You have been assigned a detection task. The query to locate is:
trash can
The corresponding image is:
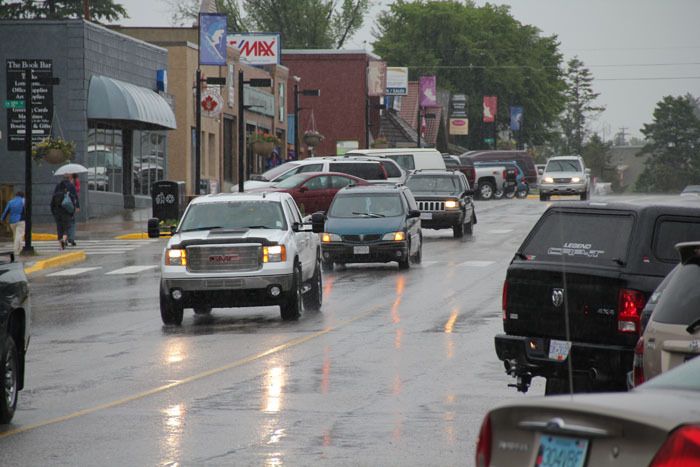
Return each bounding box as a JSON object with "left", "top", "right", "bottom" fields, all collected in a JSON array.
[{"left": 148, "top": 181, "right": 186, "bottom": 238}]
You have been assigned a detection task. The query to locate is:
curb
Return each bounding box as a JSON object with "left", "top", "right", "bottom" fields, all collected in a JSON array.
[
  {"left": 24, "top": 251, "right": 86, "bottom": 275},
  {"left": 32, "top": 233, "right": 58, "bottom": 241},
  {"left": 115, "top": 232, "right": 149, "bottom": 240}
]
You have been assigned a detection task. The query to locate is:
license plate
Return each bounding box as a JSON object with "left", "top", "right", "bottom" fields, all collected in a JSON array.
[
  {"left": 353, "top": 246, "right": 370, "bottom": 255},
  {"left": 548, "top": 340, "right": 572, "bottom": 361},
  {"left": 420, "top": 212, "right": 433, "bottom": 220},
  {"left": 535, "top": 435, "right": 588, "bottom": 467}
]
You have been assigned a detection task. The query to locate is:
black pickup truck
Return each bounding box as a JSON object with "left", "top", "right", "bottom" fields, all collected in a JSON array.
[
  {"left": 495, "top": 201, "right": 700, "bottom": 394},
  {"left": 0, "top": 251, "right": 30, "bottom": 423}
]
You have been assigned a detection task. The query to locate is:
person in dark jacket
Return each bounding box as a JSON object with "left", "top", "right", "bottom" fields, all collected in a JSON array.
[{"left": 50, "top": 175, "right": 79, "bottom": 250}]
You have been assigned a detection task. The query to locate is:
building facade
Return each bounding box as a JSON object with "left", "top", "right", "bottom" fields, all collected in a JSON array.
[{"left": 0, "top": 20, "right": 176, "bottom": 223}]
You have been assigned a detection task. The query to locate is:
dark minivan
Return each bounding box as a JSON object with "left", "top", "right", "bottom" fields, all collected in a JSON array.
[{"left": 495, "top": 201, "right": 700, "bottom": 394}]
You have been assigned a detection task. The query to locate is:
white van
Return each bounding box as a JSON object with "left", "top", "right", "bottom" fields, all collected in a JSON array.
[{"left": 345, "top": 148, "right": 446, "bottom": 172}]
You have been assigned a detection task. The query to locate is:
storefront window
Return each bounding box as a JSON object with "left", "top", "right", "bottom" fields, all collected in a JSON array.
[
  {"left": 87, "top": 126, "right": 123, "bottom": 193},
  {"left": 132, "top": 130, "right": 166, "bottom": 196}
]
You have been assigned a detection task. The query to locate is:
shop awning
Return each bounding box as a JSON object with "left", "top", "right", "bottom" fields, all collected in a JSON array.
[{"left": 87, "top": 75, "right": 176, "bottom": 130}]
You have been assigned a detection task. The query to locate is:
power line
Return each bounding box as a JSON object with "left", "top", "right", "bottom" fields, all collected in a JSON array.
[
  {"left": 402, "top": 62, "right": 700, "bottom": 70},
  {"left": 597, "top": 76, "right": 700, "bottom": 81}
]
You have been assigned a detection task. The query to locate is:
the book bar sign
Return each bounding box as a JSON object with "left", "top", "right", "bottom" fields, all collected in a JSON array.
[{"left": 6, "top": 59, "right": 54, "bottom": 151}]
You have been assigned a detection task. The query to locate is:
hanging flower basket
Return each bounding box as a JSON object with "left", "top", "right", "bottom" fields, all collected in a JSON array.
[
  {"left": 32, "top": 137, "right": 75, "bottom": 165},
  {"left": 249, "top": 131, "right": 280, "bottom": 157},
  {"left": 303, "top": 130, "right": 324, "bottom": 147},
  {"left": 252, "top": 141, "right": 275, "bottom": 156}
]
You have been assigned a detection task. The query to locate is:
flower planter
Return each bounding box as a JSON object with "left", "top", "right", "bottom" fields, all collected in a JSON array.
[
  {"left": 252, "top": 141, "right": 274, "bottom": 156},
  {"left": 303, "top": 134, "right": 322, "bottom": 147},
  {"left": 43, "top": 148, "right": 70, "bottom": 164}
]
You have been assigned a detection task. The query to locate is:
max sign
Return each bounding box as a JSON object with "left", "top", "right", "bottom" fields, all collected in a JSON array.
[{"left": 227, "top": 33, "right": 281, "bottom": 65}]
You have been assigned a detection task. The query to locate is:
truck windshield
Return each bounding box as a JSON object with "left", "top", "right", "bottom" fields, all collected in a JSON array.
[
  {"left": 406, "top": 175, "right": 461, "bottom": 194},
  {"left": 180, "top": 201, "right": 287, "bottom": 231},
  {"left": 329, "top": 194, "right": 404, "bottom": 218},
  {"left": 546, "top": 160, "right": 582, "bottom": 172}
]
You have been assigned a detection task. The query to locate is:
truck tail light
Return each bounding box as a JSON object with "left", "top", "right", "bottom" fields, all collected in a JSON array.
[
  {"left": 475, "top": 414, "right": 492, "bottom": 467},
  {"left": 502, "top": 280, "right": 509, "bottom": 319},
  {"left": 617, "top": 288, "right": 646, "bottom": 334},
  {"left": 632, "top": 336, "right": 645, "bottom": 387},
  {"left": 649, "top": 425, "right": 700, "bottom": 467}
]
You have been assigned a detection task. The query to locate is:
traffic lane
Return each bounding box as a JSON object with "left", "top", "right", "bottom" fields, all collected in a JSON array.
[{"left": 0, "top": 200, "right": 548, "bottom": 464}]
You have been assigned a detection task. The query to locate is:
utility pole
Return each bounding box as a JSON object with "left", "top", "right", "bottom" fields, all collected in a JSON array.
[
  {"left": 195, "top": 69, "right": 202, "bottom": 195},
  {"left": 237, "top": 74, "right": 273, "bottom": 192},
  {"left": 292, "top": 80, "right": 320, "bottom": 160},
  {"left": 83, "top": 0, "right": 90, "bottom": 20},
  {"left": 417, "top": 107, "right": 421, "bottom": 148}
]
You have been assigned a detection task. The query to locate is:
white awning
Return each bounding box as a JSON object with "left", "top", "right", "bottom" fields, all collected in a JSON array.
[{"left": 87, "top": 75, "right": 176, "bottom": 130}]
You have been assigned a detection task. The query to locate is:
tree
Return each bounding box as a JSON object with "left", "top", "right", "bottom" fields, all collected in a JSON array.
[
  {"left": 0, "top": 0, "right": 128, "bottom": 22},
  {"left": 581, "top": 133, "right": 611, "bottom": 180},
  {"left": 559, "top": 57, "right": 605, "bottom": 155},
  {"left": 164, "top": 0, "right": 369, "bottom": 48},
  {"left": 635, "top": 95, "right": 700, "bottom": 192},
  {"left": 372, "top": 0, "right": 567, "bottom": 149}
]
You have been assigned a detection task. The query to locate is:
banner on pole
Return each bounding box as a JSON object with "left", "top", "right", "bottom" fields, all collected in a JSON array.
[
  {"left": 483, "top": 96, "right": 497, "bottom": 123},
  {"left": 419, "top": 76, "right": 437, "bottom": 107},
  {"left": 510, "top": 106, "right": 524, "bottom": 131},
  {"left": 199, "top": 14, "right": 228, "bottom": 66}
]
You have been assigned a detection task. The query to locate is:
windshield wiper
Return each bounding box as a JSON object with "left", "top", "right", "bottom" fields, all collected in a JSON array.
[
  {"left": 246, "top": 225, "right": 271, "bottom": 229},
  {"left": 687, "top": 317, "right": 700, "bottom": 335},
  {"left": 612, "top": 257, "right": 626, "bottom": 266},
  {"left": 352, "top": 211, "right": 385, "bottom": 218},
  {"left": 181, "top": 226, "right": 222, "bottom": 232}
]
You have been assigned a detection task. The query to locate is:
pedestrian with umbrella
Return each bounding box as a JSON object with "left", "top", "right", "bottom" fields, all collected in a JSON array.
[{"left": 51, "top": 164, "right": 87, "bottom": 249}]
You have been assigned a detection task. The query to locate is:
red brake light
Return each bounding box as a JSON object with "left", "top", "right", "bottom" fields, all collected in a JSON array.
[
  {"left": 617, "top": 288, "right": 646, "bottom": 334},
  {"left": 502, "top": 169, "right": 507, "bottom": 179},
  {"left": 632, "top": 336, "right": 645, "bottom": 387},
  {"left": 502, "top": 280, "right": 509, "bottom": 319},
  {"left": 476, "top": 414, "right": 492, "bottom": 467},
  {"left": 650, "top": 425, "right": 700, "bottom": 467}
]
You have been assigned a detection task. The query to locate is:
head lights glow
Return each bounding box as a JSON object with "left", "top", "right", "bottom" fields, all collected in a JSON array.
[
  {"left": 321, "top": 233, "right": 341, "bottom": 243},
  {"left": 165, "top": 249, "right": 187, "bottom": 266},
  {"left": 444, "top": 200, "right": 459, "bottom": 209},
  {"left": 382, "top": 231, "right": 406, "bottom": 241},
  {"left": 543, "top": 177, "right": 554, "bottom": 184},
  {"left": 263, "top": 245, "right": 287, "bottom": 263},
  {"left": 571, "top": 177, "right": 581, "bottom": 183}
]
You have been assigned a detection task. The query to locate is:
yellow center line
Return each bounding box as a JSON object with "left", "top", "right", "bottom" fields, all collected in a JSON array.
[
  {"left": 0, "top": 305, "right": 382, "bottom": 439},
  {"left": 444, "top": 309, "right": 459, "bottom": 333}
]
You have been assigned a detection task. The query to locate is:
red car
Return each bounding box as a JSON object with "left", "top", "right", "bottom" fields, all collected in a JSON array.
[{"left": 252, "top": 172, "right": 368, "bottom": 215}]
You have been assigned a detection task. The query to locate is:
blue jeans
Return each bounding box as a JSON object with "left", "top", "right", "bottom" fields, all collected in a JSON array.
[{"left": 68, "top": 217, "right": 76, "bottom": 242}]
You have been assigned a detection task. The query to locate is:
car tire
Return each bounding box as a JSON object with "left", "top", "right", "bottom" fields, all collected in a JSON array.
[
  {"left": 516, "top": 185, "right": 530, "bottom": 199},
  {"left": 398, "top": 242, "right": 411, "bottom": 270},
  {"left": 464, "top": 216, "right": 474, "bottom": 235},
  {"left": 453, "top": 222, "right": 464, "bottom": 238},
  {"left": 0, "top": 336, "right": 18, "bottom": 424},
  {"left": 580, "top": 191, "right": 588, "bottom": 201},
  {"left": 412, "top": 237, "right": 422, "bottom": 264},
  {"left": 321, "top": 259, "right": 334, "bottom": 272},
  {"left": 494, "top": 189, "right": 504, "bottom": 200},
  {"left": 280, "top": 264, "right": 303, "bottom": 320},
  {"left": 505, "top": 189, "right": 516, "bottom": 199},
  {"left": 539, "top": 193, "right": 549, "bottom": 202},
  {"left": 193, "top": 305, "right": 212, "bottom": 315},
  {"left": 478, "top": 181, "right": 496, "bottom": 200},
  {"left": 304, "top": 257, "right": 323, "bottom": 311},
  {"left": 160, "top": 288, "right": 184, "bottom": 325}
]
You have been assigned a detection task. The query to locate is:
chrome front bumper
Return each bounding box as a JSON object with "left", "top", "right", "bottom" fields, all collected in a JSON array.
[{"left": 163, "top": 273, "right": 294, "bottom": 292}]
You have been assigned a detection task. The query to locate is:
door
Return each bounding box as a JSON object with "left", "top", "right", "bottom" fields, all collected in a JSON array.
[
  {"left": 286, "top": 198, "right": 314, "bottom": 277},
  {"left": 296, "top": 175, "right": 330, "bottom": 215}
]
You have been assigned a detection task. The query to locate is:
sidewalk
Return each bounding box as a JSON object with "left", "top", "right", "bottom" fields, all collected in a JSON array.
[{"left": 1, "top": 208, "right": 153, "bottom": 272}]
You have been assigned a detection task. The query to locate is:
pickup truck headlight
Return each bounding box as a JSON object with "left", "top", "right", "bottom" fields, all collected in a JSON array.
[
  {"left": 382, "top": 231, "right": 406, "bottom": 241},
  {"left": 543, "top": 177, "right": 554, "bottom": 184},
  {"left": 321, "top": 233, "right": 342, "bottom": 243},
  {"left": 263, "top": 245, "right": 287, "bottom": 263},
  {"left": 571, "top": 176, "right": 581, "bottom": 183},
  {"left": 165, "top": 248, "right": 187, "bottom": 266},
  {"left": 444, "top": 200, "right": 459, "bottom": 209}
]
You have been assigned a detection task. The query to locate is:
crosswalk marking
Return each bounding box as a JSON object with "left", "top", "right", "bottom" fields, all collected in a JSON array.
[
  {"left": 459, "top": 260, "right": 495, "bottom": 268},
  {"left": 47, "top": 267, "right": 102, "bottom": 277},
  {"left": 105, "top": 265, "right": 158, "bottom": 275},
  {"left": 3, "top": 239, "right": 160, "bottom": 257}
]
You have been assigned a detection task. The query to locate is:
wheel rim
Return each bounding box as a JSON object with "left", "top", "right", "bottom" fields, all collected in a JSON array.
[
  {"left": 480, "top": 184, "right": 492, "bottom": 198},
  {"left": 4, "top": 348, "right": 16, "bottom": 410}
]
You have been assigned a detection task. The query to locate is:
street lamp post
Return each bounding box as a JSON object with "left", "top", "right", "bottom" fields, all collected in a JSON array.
[
  {"left": 237, "top": 74, "right": 272, "bottom": 193},
  {"left": 194, "top": 73, "right": 226, "bottom": 195},
  {"left": 292, "top": 79, "right": 320, "bottom": 161}
]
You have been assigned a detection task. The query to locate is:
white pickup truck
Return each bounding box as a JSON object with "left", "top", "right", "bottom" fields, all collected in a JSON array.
[{"left": 159, "top": 192, "right": 323, "bottom": 324}]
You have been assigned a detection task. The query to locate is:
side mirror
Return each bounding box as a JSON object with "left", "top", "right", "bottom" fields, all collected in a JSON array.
[
  {"left": 298, "top": 186, "right": 308, "bottom": 193},
  {"left": 538, "top": 168, "right": 544, "bottom": 175},
  {"left": 408, "top": 209, "right": 421, "bottom": 219},
  {"left": 311, "top": 211, "right": 326, "bottom": 233},
  {"left": 463, "top": 189, "right": 474, "bottom": 197}
]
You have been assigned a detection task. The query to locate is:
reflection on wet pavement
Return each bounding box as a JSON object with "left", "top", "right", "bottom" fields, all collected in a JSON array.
[
  {"left": 321, "top": 346, "right": 331, "bottom": 395},
  {"left": 161, "top": 403, "right": 185, "bottom": 465},
  {"left": 163, "top": 339, "right": 187, "bottom": 364},
  {"left": 262, "top": 364, "right": 286, "bottom": 413}
]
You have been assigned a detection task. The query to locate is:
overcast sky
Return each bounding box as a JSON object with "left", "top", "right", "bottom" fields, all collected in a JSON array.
[{"left": 116, "top": 0, "right": 700, "bottom": 140}]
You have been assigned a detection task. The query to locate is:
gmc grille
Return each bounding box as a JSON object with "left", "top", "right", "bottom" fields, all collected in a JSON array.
[
  {"left": 418, "top": 201, "right": 445, "bottom": 211},
  {"left": 186, "top": 244, "right": 262, "bottom": 272}
]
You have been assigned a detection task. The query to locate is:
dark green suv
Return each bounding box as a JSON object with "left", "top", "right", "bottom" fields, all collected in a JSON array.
[{"left": 313, "top": 185, "right": 423, "bottom": 271}]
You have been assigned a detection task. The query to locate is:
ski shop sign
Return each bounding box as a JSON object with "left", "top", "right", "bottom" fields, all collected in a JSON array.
[{"left": 227, "top": 33, "right": 281, "bottom": 65}]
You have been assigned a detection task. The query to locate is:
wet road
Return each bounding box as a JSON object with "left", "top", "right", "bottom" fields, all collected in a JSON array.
[{"left": 0, "top": 198, "right": 554, "bottom": 466}]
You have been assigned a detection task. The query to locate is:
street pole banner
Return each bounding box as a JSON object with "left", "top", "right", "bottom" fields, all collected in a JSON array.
[
  {"left": 385, "top": 67, "right": 408, "bottom": 96},
  {"left": 367, "top": 61, "right": 387, "bottom": 97},
  {"left": 199, "top": 13, "right": 228, "bottom": 66},
  {"left": 419, "top": 76, "right": 437, "bottom": 107},
  {"left": 227, "top": 33, "right": 281, "bottom": 65},
  {"left": 483, "top": 96, "right": 497, "bottom": 123},
  {"left": 510, "top": 106, "right": 524, "bottom": 131}
]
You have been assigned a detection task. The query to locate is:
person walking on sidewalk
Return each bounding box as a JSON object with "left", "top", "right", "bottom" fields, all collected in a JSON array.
[
  {"left": 67, "top": 173, "right": 80, "bottom": 246},
  {"left": 1, "top": 191, "right": 25, "bottom": 256},
  {"left": 50, "top": 175, "right": 79, "bottom": 250}
]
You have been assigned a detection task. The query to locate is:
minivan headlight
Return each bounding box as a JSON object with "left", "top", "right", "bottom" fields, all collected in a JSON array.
[
  {"left": 382, "top": 231, "right": 406, "bottom": 241},
  {"left": 321, "top": 233, "right": 342, "bottom": 243},
  {"left": 543, "top": 177, "right": 554, "bottom": 184},
  {"left": 165, "top": 248, "right": 187, "bottom": 266},
  {"left": 571, "top": 177, "right": 581, "bottom": 183}
]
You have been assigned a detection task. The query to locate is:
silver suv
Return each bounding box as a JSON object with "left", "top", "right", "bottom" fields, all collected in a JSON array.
[{"left": 539, "top": 155, "right": 590, "bottom": 201}]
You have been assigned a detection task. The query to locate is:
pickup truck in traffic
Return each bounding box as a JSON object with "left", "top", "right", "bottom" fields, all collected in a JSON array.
[
  {"left": 159, "top": 192, "right": 324, "bottom": 324},
  {"left": 471, "top": 162, "right": 517, "bottom": 200},
  {"left": 0, "top": 251, "right": 30, "bottom": 424}
]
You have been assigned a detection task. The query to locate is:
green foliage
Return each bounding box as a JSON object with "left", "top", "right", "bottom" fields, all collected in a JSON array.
[
  {"left": 635, "top": 95, "right": 700, "bottom": 193},
  {"left": 559, "top": 57, "right": 605, "bottom": 155},
  {"left": 373, "top": 0, "right": 566, "bottom": 149},
  {"left": 32, "top": 137, "right": 75, "bottom": 162},
  {"left": 166, "top": 0, "right": 247, "bottom": 31},
  {"left": 581, "top": 133, "right": 611, "bottom": 180},
  {"left": 0, "top": 0, "right": 128, "bottom": 22}
]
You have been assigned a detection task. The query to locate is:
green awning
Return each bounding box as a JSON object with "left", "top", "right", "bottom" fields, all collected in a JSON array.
[{"left": 87, "top": 75, "right": 176, "bottom": 130}]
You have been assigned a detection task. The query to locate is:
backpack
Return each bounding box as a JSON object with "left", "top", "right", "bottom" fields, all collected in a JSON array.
[{"left": 61, "top": 191, "right": 75, "bottom": 214}]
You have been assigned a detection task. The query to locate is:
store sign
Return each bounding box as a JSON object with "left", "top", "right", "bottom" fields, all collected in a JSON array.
[
  {"left": 244, "top": 87, "right": 275, "bottom": 117},
  {"left": 367, "top": 61, "right": 387, "bottom": 97},
  {"left": 6, "top": 59, "right": 54, "bottom": 151},
  {"left": 227, "top": 33, "right": 281, "bottom": 65},
  {"left": 385, "top": 67, "right": 408, "bottom": 96},
  {"left": 449, "top": 118, "right": 469, "bottom": 135},
  {"left": 201, "top": 88, "right": 224, "bottom": 118}
]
